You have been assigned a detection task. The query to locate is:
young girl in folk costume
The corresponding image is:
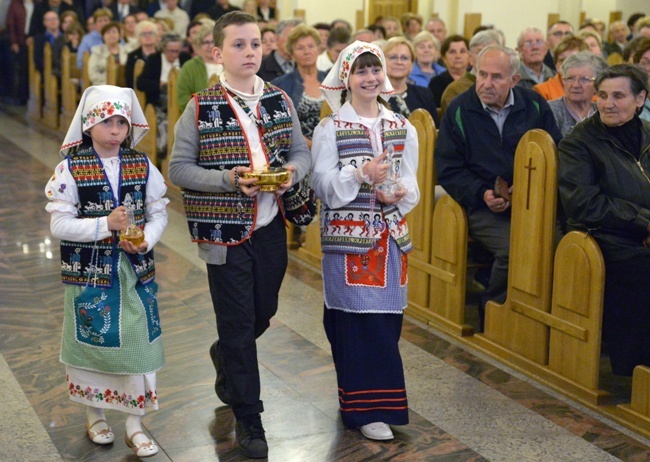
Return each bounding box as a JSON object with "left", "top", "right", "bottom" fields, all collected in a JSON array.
[
  {"left": 311, "top": 41, "right": 420, "bottom": 441},
  {"left": 45, "top": 85, "right": 168, "bottom": 457}
]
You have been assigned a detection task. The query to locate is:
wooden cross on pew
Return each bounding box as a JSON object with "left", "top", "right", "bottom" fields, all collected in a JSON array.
[{"left": 524, "top": 157, "right": 536, "bottom": 210}]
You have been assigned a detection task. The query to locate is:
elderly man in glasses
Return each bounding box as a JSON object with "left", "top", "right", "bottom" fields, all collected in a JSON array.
[
  {"left": 516, "top": 26, "right": 555, "bottom": 89},
  {"left": 544, "top": 20, "right": 574, "bottom": 72}
]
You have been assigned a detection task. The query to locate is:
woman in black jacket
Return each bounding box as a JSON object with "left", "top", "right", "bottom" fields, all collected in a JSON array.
[{"left": 558, "top": 64, "right": 650, "bottom": 376}]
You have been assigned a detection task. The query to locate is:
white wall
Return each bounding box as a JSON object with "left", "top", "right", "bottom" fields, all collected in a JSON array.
[{"left": 283, "top": 0, "right": 646, "bottom": 45}]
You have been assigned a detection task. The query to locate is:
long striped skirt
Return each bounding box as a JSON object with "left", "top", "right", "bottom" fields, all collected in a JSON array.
[{"left": 323, "top": 307, "right": 409, "bottom": 428}]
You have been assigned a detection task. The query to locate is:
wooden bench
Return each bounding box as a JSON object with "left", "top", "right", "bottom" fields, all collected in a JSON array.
[
  {"left": 106, "top": 57, "right": 126, "bottom": 87},
  {"left": 27, "top": 41, "right": 42, "bottom": 122},
  {"left": 59, "top": 48, "right": 80, "bottom": 134},
  {"left": 42, "top": 43, "right": 59, "bottom": 130},
  {"left": 475, "top": 129, "right": 559, "bottom": 364},
  {"left": 403, "top": 109, "right": 440, "bottom": 326}
]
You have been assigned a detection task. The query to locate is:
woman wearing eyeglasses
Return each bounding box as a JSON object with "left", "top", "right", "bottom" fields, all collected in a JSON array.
[
  {"left": 382, "top": 37, "right": 440, "bottom": 127},
  {"left": 547, "top": 51, "right": 607, "bottom": 136},
  {"left": 533, "top": 36, "right": 588, "bottom": 101}
]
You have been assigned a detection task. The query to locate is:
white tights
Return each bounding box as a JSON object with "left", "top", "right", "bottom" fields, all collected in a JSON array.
[{"left": 86, "top": 406, "right": 151, "bottom": 445}]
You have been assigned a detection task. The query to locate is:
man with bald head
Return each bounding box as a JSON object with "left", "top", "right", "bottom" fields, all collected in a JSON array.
[{"left": 435, "top": 45, "right": 561, "bottom": 329}]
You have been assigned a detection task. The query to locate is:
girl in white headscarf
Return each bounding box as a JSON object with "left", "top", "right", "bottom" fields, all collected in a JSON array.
[
  {"left": 311, "top": 41, "right": 420, "bottom": 441},
  {"left": 45, "top": 85, "right": 168, "bottom": 458}
]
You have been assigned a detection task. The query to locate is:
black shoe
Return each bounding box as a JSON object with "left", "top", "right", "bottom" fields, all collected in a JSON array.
[
  {"left": 235, "top": 414, "right": 268, "bottom": 459},
  {"left": 209, "top": 340, "right": 231, "bottom": 405}
]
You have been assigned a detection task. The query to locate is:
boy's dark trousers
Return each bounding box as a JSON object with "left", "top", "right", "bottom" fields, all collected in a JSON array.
[{"left": 206, "top": 212, "right": 288, "bottom": 419}]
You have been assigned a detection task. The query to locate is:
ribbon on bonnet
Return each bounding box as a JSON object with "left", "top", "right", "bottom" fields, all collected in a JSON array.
[
  {"left": 60, "top": 85, "right": 149, "bottom": 158},
  {"left": 320, "top": 40, "right": 394, "bottom": 113}
]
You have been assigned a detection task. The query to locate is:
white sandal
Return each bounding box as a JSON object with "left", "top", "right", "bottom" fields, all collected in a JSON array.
[
  {"left": 125, "top": 430, "right": 159, "bottom": 457},
  {"left": 86, "top": 419, "right": 114, "bottom": 445}
]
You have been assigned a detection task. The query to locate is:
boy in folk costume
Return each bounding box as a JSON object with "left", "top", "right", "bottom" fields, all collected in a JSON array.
[
  {"left": 169, "top": 11, "right": 311, "bottom": 459},
  {"left": 45, "top": 85, "right": 168, "bottom": 457},
  {"left": 311, "top": 41, "right": 420, "bottom": 441}
]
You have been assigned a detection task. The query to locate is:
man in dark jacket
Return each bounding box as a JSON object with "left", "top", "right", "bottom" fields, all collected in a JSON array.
[
  {"left": 435, "top": 44, "right": 561, "bottom": 325},
  {"left": 257, "top": 18, "right": 301, "bottom": 82}
]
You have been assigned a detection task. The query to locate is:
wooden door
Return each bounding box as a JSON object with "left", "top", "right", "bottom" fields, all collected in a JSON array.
[{"left": 368, "top": 0, "right": 415, "bottom": 24}]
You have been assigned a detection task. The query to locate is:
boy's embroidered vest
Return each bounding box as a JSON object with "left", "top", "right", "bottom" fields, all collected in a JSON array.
[
  {"left": 320, "top": 114, "right": 413, "bottom": 255},
  {"left": 60, "top": 148, "right": 155, "bottom": 288},
  {"left": 181, "top": 82, "right": 293, "bottom": 245}
]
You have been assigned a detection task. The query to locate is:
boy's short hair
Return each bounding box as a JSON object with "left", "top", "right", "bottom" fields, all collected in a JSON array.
[{"left": 213, "top": 11, "right": 258, "bottom": 48}]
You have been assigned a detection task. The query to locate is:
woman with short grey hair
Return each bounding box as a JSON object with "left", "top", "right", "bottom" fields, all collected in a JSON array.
[{"left": 548, "top": 51, "right": 608, "bottom": 136}]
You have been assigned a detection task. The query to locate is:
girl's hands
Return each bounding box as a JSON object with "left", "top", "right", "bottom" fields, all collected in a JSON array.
[
  {"left": 119, "top": 239, "right": 149, "bottom": 254},
  {"left": 107, "top": 205, "right": 128, "bottom": 231},
  {"left": 363, "top": 151, "right": 390, "bottom": 185},
  {"left": 376, "top": 185, "right": 407, "bottom": 205}
]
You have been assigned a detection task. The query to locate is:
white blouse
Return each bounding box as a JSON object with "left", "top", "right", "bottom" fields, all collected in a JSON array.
[
  {"left": 311, "top": 102, "right": 420, "bottom": 216},
  {"left": 45, "top": 154, "right": 169, "bottom": 252}
]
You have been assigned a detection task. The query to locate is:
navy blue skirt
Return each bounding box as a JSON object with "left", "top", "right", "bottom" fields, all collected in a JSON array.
[{"left": 323, "top": 306, "right": 409, "bottom": 428}]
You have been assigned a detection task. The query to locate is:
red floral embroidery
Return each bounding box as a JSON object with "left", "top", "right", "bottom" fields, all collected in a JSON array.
[{"left": 67, "top": 380, "right": 156, "bottom": 410}]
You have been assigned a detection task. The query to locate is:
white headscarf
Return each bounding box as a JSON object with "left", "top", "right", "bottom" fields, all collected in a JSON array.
[
  {"left": 320, "top": 40, "right": 394, "bottom": 112},
  {"left": 60, "top": 85, "right": 149, "bottom": 158}
]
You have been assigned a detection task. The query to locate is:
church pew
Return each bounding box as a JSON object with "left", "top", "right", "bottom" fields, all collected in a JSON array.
[
  {"left": 618, "top": 366, "right": 650, "bottom": 432},
  {"left": 42, "top": 42, "right": 59, "bottom": 130},
  {"left": 106, "top": 57, "right": 126, "bottom": 87},
  {"left": 403, "top": 109, "right": 440, "bottom": 326},
  {"left": 27, "top": 41, "right": 42, "bottom": 123},
  {"left": 133, "top": 59, "right": 146, "bottom": 110},
  {"left": 59, "top": 48, "right": 80, "bottom": 134},
  {"left": 474, "top": 129, "right": 559, "bottom": 364},
  {"left": 166, "top": 66, "right": 180, "bottom": 159},
  {"left": 80, "top": 51, "right": 90, "bottom": 93},
  {"left": 424, "top": 194, "right": 474, "bottom": 336}
]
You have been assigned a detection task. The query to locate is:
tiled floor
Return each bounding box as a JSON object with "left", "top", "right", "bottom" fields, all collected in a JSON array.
[{"left": 2, "top": 105, "right": 650, "bottom": 461}]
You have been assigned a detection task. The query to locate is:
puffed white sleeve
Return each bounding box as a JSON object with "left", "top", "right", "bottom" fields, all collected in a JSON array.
[
  {"left": 45, "top": 159, "right": 113, "bottom": 242},
  {"left": 311, "top": 118, "right": 362, "bottom": 209},
  {"left": 142, "top": 160, "right": 169, "bottom": 252},
  {"left": 395, "top": 120, "right": 420, "bottom": 216}
]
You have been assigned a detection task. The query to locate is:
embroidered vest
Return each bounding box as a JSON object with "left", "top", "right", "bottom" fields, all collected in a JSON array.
[
  {"left": 60, "top": 148, "right": 155, "bottom": 288},
  {"left": 320, "top": 115, "right": 413, "bottom": 255},
  {"left": 181, "top": 82, "right": 293, "bottom": 245}
]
